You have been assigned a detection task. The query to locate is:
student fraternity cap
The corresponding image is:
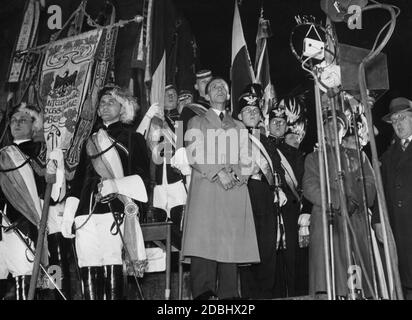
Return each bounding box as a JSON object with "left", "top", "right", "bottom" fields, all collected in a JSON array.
[{"left": 195, "top": 69, "right": 212, "bottom": 80}]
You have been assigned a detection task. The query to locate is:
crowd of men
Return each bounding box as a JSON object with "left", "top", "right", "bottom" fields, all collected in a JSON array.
[{"left": 1, "top": 68, "right": 412, "bottom": 300}]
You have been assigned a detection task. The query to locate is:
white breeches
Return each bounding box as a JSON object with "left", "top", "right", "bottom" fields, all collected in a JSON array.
[
  {"left": 153, "top": 180, "right": 187, "bottom": 217},
  {"left": 74, "top": 213, "right": 123, "bottom": 268},
  {"left": 0, "top": 230, "right": 34, "bottom": 279}
]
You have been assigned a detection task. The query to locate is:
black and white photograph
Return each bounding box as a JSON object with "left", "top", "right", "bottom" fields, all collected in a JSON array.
[{"left": 0, "top": 0, "right": 411, "bottom": 309}]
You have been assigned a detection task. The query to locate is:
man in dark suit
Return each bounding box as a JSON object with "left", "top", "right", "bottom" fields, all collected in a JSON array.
[{"left": 374, "top": 97, "right": 412, "bottom": 300}]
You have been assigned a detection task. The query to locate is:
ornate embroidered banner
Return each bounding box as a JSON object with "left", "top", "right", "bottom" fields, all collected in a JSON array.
[
  {"left": 65, "top": 27, "right": 118, "bottom": 180},
  {"left": 39, "top": 29, "right": 108, "bottom": 179}
]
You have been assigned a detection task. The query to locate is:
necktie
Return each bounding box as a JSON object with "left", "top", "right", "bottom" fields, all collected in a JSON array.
[
  {"left": 402, "top": 139, "right": 410, "bottom": 151},
  {"left": 219, "top": 112, "right": 224, "bottom": 122}
]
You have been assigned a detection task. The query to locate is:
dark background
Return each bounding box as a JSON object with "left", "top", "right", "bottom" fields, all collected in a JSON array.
[{"left": 1, "top": 0, "right": 412, "bottom": 154}]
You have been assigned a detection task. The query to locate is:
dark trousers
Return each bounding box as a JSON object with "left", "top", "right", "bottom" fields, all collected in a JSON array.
[
  {"left": 403, "top": 286, "right": 412, "bottom": 300},
  {"left": 240, "top": 179, "right": 277, "bottom": 299},
  {"left": 274, "top": 199, "right": 299, "bottom": 298},
  {"left": 190, "top": 256, "right": 238, "bottom": 299}
]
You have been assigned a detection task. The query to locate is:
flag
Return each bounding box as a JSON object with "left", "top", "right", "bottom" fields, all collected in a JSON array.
[
  {"left": 230, "top": 0, "right": 255, "bottom": 117},
  {"left": 255, "top": 14, "right": 275, "bottom": 118},
  {"left": 146, "top": 0, "right": 177, "bottom": 108}
]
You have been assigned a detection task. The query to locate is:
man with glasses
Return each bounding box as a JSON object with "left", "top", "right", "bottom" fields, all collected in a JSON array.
[
  {"left": 237, "top": 86, "right": 285, "bottom": 299},
  {"left": 267, "top": 99, "right": 306, "bottom": 298},
  {"left": 374, "top": 97, "right": 412, "bottom": 299},
  {"left": 0, "top": 103, "right": 71, "bottom": 300}
]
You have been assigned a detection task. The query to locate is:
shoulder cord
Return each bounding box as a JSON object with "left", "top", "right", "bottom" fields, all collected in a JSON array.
[{"left": 109, "top": 130, "right": 134, "bottom": 236}]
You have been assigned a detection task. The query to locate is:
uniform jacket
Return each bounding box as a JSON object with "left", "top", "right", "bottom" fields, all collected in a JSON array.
[
  {"left": 303, "top": 146, "right": 376, "bottom": 296},
  {"left": 181, "top": 108, "right": 260, "bottom": 263},
  {"left": 148, "top": 109, "right": 182, "bottom": 185},
  {"left": 69, "top": 121, "right": 149, "bottom": 216},
  {"left": 180, "top": 97, "right": 210, "bottom": 134}
]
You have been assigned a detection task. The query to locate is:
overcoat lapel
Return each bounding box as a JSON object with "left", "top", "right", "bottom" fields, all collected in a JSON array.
[{"left": 204, "top": 108, "right": 237, "bottom": 130}]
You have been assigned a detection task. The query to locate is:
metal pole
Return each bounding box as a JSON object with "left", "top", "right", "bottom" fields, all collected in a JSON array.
[
  {"left": 358, "top": 4, "right": 402, "bottom": 299},
  {"left": 328, "top": 90, "right": 357, "bottom": 300},
  {"left": 347, "top": 102, "right": 379, "bottom": 298},
  {"left": 314, "top": 81, "right": 333, "bottom": 300}
]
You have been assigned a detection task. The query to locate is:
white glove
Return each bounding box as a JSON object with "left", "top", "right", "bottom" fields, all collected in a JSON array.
[
  {"left": 298, "top": 213, "right": 311, "bottom": 248},
  {"left": 298, "top": 213, "right": 311, "bottom": 227},
  {"left": 274, "top": 188, "right": 288, "bottom": 207},
  {"left": 99, "top": 179, "right": 118, "bottom": 198},
  {"left": 114, "top": 175, "right": 148, "bottom": 203},
  {"left": 136, "top": 103, "right": 163, "bottom": 136},
  {"left": 171, "top": 147, "right": 191, "bottom": 176},
  {"left": 145, "top": 103, "right": 162, "bottom": 119},
  {"left": 48, "top": 148, "right": 66, "bottom": 202},
  {"left": 61, "top": 197, "right": 79, "bottom": 239}
]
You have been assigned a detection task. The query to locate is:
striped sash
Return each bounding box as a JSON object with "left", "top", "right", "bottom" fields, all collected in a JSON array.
[
  {"left": 248, "top": 133, "right": 274, "bottom": 186},
  {"left": 276, "top": 149, "right": 300, "bottom": 200}
]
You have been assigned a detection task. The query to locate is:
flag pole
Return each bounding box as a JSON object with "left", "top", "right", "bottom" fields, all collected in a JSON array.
[{"left": 27, "top": 174, "right": 56, "bottom": 300}]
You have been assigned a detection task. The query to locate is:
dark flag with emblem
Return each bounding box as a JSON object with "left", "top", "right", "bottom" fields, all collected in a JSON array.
[{"left": 230, "top": 0, "right": 255, "bottom": 117}]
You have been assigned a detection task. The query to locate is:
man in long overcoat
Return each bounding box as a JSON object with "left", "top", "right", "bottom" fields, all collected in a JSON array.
[
  {"left": 181, "top": 77, "right": 259, "bottom": 300},
  {"left": 304, "top": 110, "right": 376, "bottom": 298},
  {"left": 374, "top": 97, "right": 412, "bottom": 299}
]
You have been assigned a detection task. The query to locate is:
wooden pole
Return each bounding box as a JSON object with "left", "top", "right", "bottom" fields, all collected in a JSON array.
[{"left": 27, "top": 175, "right": 55, "bottom": 300}]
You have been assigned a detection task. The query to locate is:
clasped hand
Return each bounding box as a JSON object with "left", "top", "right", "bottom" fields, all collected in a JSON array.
[{"left": 217, "top": 168, "right": 241, "bottom": 190}]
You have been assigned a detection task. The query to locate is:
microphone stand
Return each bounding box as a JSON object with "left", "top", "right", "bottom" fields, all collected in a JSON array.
[
  {"left": 358, "top": 3, "right": 402, "bottom": 300},
  {"left": 327, "top": 89, "right": 357, "bottom": 300},
  {"left": 313, "top": 81, "right": 334, "bottom": 300},
  {"left": 346, "top": 99, "right": 379, "bottom": 299}
]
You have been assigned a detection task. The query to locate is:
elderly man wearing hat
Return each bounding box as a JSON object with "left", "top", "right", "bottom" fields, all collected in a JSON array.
[
  {"left": 303, "top": 109, "right": 376, "bottom": 299},
  {"left": 180, "top": 69, "right": 213, "bottom": 135},
  {"left": 373, "top": 97, "right": 412, "bottom": 299},
  {"left": 237, "top": 85, "right": 285, "bottom": 299}
]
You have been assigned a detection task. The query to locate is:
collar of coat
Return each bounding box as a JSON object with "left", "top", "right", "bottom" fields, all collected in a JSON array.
[{"left": 204, "top": 108, "right": 238, "bottom": 130}]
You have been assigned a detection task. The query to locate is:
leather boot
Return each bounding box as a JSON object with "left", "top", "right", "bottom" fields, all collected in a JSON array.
[
  {"left": 14, "top": 275, "right": 30, "bottom": 300},
  {"left": 0, "top": 279, "right": 7, "bottom": 299},
  {"left": 80, "top": 266, "right": 104, "bottom": 300},
  {"left": 47, "top": 233, "right": 72, "bottom": 300},
  {"left": 170, "top": 205, "right": 184, "bottom": 250},
  {"left": 104, "top": 265, "right": 123, "bottom": 300}
]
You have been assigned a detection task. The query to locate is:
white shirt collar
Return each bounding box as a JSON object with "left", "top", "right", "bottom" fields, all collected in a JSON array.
[
  {"left": 211, "top": 108, "right": 225, "bottom": 116},
  {"left": 103, "top": 119, "right": 120, "bottom": 127},
  {"left": 14, "top": 139, "right": 31, "bottom": 145},
  {"left": 402, "top": 134, "right": 412, "bottom": 143}
]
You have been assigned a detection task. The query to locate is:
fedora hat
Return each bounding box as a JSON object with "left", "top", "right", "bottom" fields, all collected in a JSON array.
[{"left": 382, "top": 97, "right": 412, "bottom": 123}]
